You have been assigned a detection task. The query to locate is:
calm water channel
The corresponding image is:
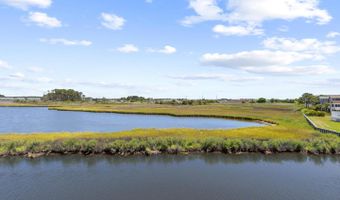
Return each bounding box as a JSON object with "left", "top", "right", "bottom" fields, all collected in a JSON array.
[
  {"left": 0, "top": 107, "right": 263, "bottom": 133},
  {"left": 0, "top": 154, "right": 339, "bottom": 200}
]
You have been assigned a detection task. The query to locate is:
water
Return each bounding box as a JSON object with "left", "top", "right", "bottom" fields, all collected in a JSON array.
[
  {"left": 0, "top": 107, "right": 263, "bottom": 133},
  {"left": 0, "top": 154, "right": 339, "bottom": 200}
]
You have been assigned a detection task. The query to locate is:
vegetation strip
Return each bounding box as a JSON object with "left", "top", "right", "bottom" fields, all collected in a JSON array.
[{"left": 1, "top": 137, "right": 340, "bottom": 158}]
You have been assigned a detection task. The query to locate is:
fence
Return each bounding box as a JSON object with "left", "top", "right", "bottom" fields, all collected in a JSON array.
[{"left": 303, "top": 114, "right": 340, "bottom": 136}]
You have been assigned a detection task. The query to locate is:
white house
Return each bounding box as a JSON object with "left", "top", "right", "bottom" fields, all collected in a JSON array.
[{"left": 330, "top": 95, "right": 340, "bottom": 122}]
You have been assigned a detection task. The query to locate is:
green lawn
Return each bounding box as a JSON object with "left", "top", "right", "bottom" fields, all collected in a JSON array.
[{"left": 310, "top": 115, "right": 340, "bottom": 132}]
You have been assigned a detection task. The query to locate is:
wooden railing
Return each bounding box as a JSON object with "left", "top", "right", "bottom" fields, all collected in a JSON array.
[{"left": 304, "top": 114, "right": 340, "bottom": 136}]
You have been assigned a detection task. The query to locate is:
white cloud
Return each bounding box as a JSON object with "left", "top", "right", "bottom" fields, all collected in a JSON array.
[
  {"left": 159, "top": 45, "right": 177, "bottom": 54},
  {"left": 117, "top": 44, "right": 139, "bottom": 53},
  {"left": 100, "top": 13, "right": 125, "bottom": 30},
  {"left": 263, "top": 37, "right": 340, "bottom": 55},
  {"left": 148, "top": 45, "right": 177, "bottom": 54},
  {"left": 201, "top": 36, "right": 339, "bottom": 76},
  {"left": 182, "top": 0, "right": 331, "bottom": 36},
  {"left": 26, "top": 12, "right": 62, "bottom": 28},
  {"left": 326, "top": 31, "right": 340, "bottom": 38},
  {"left": 0, "top": 60, "right": 11, "bottom": 69},
  {"left": 9, "top": 72, "right": 25, "bottom": 79},
  {"left": 243, "top": 65, "right": 334, "bottom": 75},
  {"left": 181, "top": 0, "right": 226, "bottom": 26},
  {"left": 227, "top": 0, "right": 331, "bottom": 25},
  {"left": 1, "top": 0, "right": 52, "bottom": 10},
  {"left": 40, "top": 38, "right": 92, "bottom": 46},
  {"left": 170, "top": 73, "right": 263, "bottom": 82},
  {"left": 145, "top": 0, "right": 152, "bottom": 3},
  {"left": 201, "top": 50, "right": 316, "bottom": 67},
  {"left": 213, "top": 24, "right": 263, "bottom": 36}
]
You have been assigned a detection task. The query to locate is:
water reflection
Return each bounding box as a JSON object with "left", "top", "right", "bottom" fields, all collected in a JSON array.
[
  {"left": 1, "top": 154, "right": 339, "bottom": 200},
  {"left": 1, "top": 153, "right": 339, "bottom": 168}
]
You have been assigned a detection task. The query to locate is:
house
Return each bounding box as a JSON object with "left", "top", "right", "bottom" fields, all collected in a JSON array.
[
  {"left": 330, "top": 95, "right": 340, "bottom": 122},
  {"left": 320, "top": 95, "right": 340, "bottom": 122}
]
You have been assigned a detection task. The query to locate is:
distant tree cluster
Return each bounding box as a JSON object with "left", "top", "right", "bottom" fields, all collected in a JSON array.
[
  {"left": 298, "top": 93, "right": 319, "bottom": 108},
  {"left": 269, "top": 98, "right": 295, "bottom": 103},
  {"left": 43, "top": 89, "right": 84, "bottom": 101},
  {"left": 256, "top": 98, "right": 267, "bottom": 103},
  {"left": 121, "top": 96, "right": 147, "bottom": 102},
  {"left": 155, "top": 99, "right": 217, "bottom": 105},
  {"left": 0, "top": 94, "right": 4, "bottom": 97},
  {"left": 298, "top": 93, "right": 329, "bottom": 115}
]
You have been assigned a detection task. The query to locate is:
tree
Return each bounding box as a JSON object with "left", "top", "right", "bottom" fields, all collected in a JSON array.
[
  {"left": 0, "top": 94, "right": 4, "bottom": 97},
  {"left": 42, "top": 89, "right": 84, "bottom": 101},
  {"left": 257, "top": 98, "right": 267, "bottom": 103},
  {"left": 298, "top": 93, "right": 319, "bottom": 108}
]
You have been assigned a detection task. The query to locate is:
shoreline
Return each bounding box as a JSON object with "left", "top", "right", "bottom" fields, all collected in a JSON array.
[
  {"left": 0, "top": 104, "right": 278, "bottom": 125},
  {"left": 1, "top": 137, "right": 340, "bottom": 158},
  {"left": 48, "top": 107, "right": 277, "bottom": 125}
]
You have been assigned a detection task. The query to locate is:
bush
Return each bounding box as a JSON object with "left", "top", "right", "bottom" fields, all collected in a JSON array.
[{"left": 302, "top": 109, "right": 326, "bottom": 117}]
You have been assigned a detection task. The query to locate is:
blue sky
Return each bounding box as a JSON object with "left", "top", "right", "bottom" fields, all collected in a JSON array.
[{"left": 0, "top": 0, "right": 339, "bottom": 98}]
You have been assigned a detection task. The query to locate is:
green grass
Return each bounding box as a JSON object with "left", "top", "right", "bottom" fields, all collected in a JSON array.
[
  {"left": 46, "top": 102, "right": 316, "bottom": 140},
  {"left": 1, "top": 102, "right": 335, "bottom": 156},
  {"left": 310, "top": 115, "right": 340, "bottom": 132}
]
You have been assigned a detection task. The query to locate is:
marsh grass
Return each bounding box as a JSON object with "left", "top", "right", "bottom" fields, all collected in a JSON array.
[
  {"left": 1, "top": 135, "right": 340, "bottom": 156},
  {"left": 0, "top": 102, "right": 333, "bottom": 157}
]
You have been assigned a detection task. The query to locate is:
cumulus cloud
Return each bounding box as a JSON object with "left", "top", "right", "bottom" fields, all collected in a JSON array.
[
  {"left": 227, "top": 0, "right": 331, "bottom": 25},
  {"left": 201, "top": 50, "right": 316, "bottom": 67},
  {"left": 26, "top": 12, "right": 62, "bottom": 28},
  {"left": 40, "top": 38, "right": 92, "bottom": 46},
  {"left": 212, "top": 24, "right": 263, "bottom": 36},
  {"left": 326, "top": 31, "right": 340, "bottom": 38},
  {"left": 0, "top": 60, "right": 11, "bottom": 69},
  {"left": 201, "top": 51, "right": 334, "bottom": 75},
  {"left": 117, "top": 44, "right": 139, "bottom": 53},
  {"left": 201, "top": 35, "right": 339, "bottom": 76},
  {"left": 181, "top": 0, "right": 226, "bottom": 26},
  {"left": 100, "top": 13, "right": 125, "bottom": 30},
  {"left": 243, "top": 65, "right": 334, "bottom": 75},
  {"left": 1, "top": 0, "right": 52, "bottom": 10},
  {"left": 170, "top": 73, "right": 263, "bottom": 82},
  {"left": 263, "top": 37, "right": 340, "bottom": 55},
  {"left": 148, "top": 45, "right": 177, "bottom": 54},
  {"left": 159, "top": 45, "right": 176, "bottom": 54},
  {"left": 182, "top": 0, "right": 331, "bottom": 36}
]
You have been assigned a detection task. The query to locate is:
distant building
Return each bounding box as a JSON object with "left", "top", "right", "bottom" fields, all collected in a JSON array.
[
  {"left": 330, "top": 96, "right": 340, "bottom": 122},
  {"left": 320, "top": 95, "right": 340, "bottom": 122},
  {"left": 319, "top": 95, "right": 330, "bottom": 105},
  {"left": 0, "top": 96, "right": 42, "bottom": 102}
]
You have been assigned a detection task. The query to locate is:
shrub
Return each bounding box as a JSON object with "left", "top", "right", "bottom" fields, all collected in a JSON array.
[{"left": 302, "top": 109, "right": 326, "bottom": 117}]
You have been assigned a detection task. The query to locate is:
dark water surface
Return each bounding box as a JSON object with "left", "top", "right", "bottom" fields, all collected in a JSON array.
[
  {"left": 0, "top": 107, "right": 263, "bottom": 133},
  {"left": 0, "top": 154, "right": 339, "bottom": 200}
]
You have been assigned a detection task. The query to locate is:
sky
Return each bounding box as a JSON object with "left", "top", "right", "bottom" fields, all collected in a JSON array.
[{"left": 0, "top": 0, "right": 339, "bottom": 99}]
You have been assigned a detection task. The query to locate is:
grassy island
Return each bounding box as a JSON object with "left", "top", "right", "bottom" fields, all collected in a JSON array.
[{"left": 1, "top": 102, "right": 340, "bottom": 157}]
